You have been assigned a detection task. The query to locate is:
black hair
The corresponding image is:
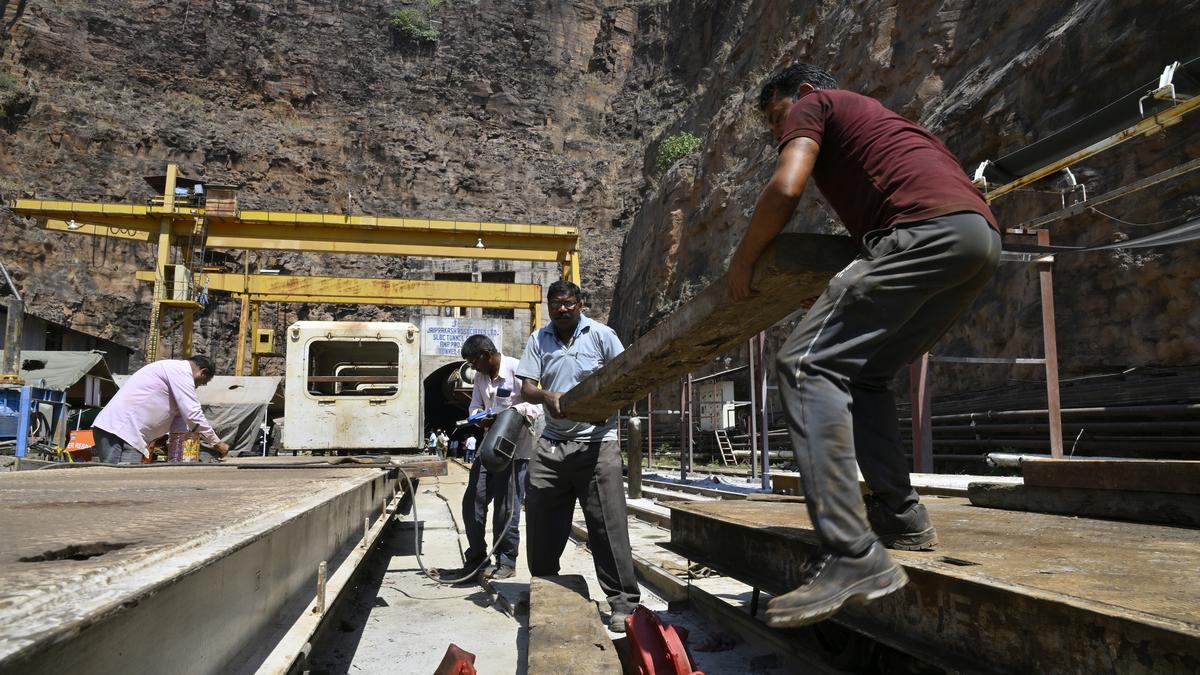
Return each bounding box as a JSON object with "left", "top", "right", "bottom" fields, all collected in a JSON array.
[
  {"left": 188, "top": 354, "right": 216, "bottom": 376},
  {"left": 460, "top": 334, "right": 497, "bottom": 361},
  {"left": 757, "top": 64, "right": 839, "bottom": 112},
  {"left": 547, "top": 279, "right": 582, "bottom": 302}
]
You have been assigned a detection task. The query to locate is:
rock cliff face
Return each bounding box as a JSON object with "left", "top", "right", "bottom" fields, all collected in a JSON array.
[
  {"left": 608, "top": 0, "right": 1200, "bottom": 393},
  {"left": 1, "top": 0, "right": 1197, "bottom": 393},
  {"left": 0, "top": 0, "right": 643, "bottom": 371}
]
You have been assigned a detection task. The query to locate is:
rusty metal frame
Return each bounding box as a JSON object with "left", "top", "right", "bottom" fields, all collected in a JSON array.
[
  {"left": 910, "top": 232, "right": 1065, "bottom": 467},
  {"left": 904, "top": 62, "right": 1200, "bottom": 469}
]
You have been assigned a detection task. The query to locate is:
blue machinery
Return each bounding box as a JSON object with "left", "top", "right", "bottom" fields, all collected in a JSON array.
[{"left": 0, "top": 385, "right": 68, "bottom": 458}]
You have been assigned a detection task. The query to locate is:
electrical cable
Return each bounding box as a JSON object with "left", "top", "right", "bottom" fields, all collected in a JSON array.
[
  {"left": 1005, "top": 215, "right": 1200, "bottom": 254},
  {"left": 1088, "top": 205, "right": 1199, "bottom": 228},
  {"left": 396, "top": 460, "right": 518, "bottom": 587},
  {"left": 384, "top": 585, "right": 477, "bottom": 601}
]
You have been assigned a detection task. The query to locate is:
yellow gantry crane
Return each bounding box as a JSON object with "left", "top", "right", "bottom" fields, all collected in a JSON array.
[{"left": 9, "top": 164, "right": 581, "bottom": 373}]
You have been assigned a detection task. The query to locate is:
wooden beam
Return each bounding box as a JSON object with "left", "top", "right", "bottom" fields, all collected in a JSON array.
[
  {"left": 528, "top": 575, "right": 621, "bottom": 674},
  {"left": 1021, "top": 459, "right": 1200, "bottom": 495},
  {"left": 968, "top": 482, "right": 1200, "bottom": 528},
  {"left": 560, "top": 233, "right": 859, "bottom": 423}
]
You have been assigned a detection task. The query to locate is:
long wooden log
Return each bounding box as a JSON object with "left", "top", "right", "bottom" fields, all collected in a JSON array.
[
  {"left": 561, "top": 233, "right": 858, "bottom": 423},
  {"left": 1021, "top": 458, "right": 1200, "bottom": 495}
]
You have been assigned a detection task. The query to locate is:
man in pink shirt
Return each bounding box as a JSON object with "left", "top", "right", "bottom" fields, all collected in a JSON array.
[{"left": 92, "top": 355, "right": 230, "bottom": 464}]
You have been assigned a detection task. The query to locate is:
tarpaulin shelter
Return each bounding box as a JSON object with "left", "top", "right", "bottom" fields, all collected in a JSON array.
[
  {"left": 112, "top": 374, "right": 283, "bottom": 456},
  {"left": 0, "top": 350, "right": 116, "bottom": 404}
]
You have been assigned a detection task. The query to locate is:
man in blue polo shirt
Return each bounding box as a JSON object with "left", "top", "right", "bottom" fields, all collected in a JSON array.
[{"left": 517, "top": 280, "right": 640, "bottom": 634}]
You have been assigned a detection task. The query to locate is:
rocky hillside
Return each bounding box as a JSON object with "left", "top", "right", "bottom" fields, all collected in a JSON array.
[
  {"left": 0, "top": 0, "right": 644, "bottom": 371},
  {"left": 608, "top": 0, "right": 1200, "bottom": 393},
  {"left": 1, "top": 0, "right": 1197, "bottom": 395}
]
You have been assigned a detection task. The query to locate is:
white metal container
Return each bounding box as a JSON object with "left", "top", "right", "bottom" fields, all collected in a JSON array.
[{"left": 283, "top": 321, "right": 422, "bottom": 451}]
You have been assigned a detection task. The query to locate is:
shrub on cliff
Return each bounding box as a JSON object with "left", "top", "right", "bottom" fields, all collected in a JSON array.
[
  {"left": 656, "top": 132, "right": 701, "bottom": 173},
  {"left": 390, "top": 6, "right": 439, "bottom": 44},
  {"left": 0, "top": 72, "right": 20, "bottom": 92},
  {"left": 0, "top": 71, "right": 30, "bottom": 120}
]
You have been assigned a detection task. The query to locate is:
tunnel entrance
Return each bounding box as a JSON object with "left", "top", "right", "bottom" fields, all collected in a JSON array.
[{"left": 423, "top": 360, "right": 475, "bottom": 436}]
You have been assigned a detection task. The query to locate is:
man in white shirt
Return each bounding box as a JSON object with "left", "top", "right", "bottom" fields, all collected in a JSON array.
[{"left": 439, "top": 334, "right": 539, "bottom": 582}]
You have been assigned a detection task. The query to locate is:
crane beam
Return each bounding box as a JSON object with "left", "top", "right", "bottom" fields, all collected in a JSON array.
[
  {"left": 16, "top": 199, "right": 578, "bottom": 262},
  {"left": 135, "top": 271, "right": 544, "bottom": 308},
  {"left": 9, "top": 163, "right": 568, "bottom": 364}
]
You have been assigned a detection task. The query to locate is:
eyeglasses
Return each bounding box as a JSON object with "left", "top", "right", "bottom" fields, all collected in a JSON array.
[{"left": 548, "top": 300, "right": 579, "bottom": 310}]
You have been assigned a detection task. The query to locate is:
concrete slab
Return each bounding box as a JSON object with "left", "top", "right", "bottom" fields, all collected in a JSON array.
[
  {"left": 908, "top": 472, "right": 1022, "bottom": 496},
  {"left": 308, "top": 465, "right": 523, "bottom": 674},
  {"left": 305, "top": 460, "right": 831, "bottom": 674},
  {"left": 668, "top": 498, "right": 1200, "bottom": 674},
  {"left": 0, "top": 464, "right": 396, "bottom": 675}
]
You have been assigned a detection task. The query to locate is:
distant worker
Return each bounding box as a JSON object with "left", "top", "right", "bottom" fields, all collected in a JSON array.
[
  {"left": 727, "top": 64, "right": 1000, "bottom": 628},
  {"left": 443, "top": 334, "right": 540, "bottom": 582},
  {"left": 449, "top": 436, "right": 460, "bottom": 459},
  {"left": 463, "top": 434, "right": 477, "bottom": 463},
  {"left": 92, "top": 355, "right": 230, "bottom": 464},
  {"left": 518, "top": 280, "right": 640, "bottom": 633},
  {"left": 437, "top": 429, "right": 449, "bottom": 457},
  {"left": 427, "top": 429, "right": 438, "bottom": 455}
]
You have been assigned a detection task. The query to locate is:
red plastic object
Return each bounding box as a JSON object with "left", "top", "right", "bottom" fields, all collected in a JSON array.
[
  {"left": 433, "top": 643, "right": 477, "bottom": 675},
  {"left": 625, "top": 605, "right": 703, "bottom": 675}
]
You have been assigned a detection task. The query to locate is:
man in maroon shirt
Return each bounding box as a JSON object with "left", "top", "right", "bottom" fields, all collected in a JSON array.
[{"left": 727, "top": 64, "right": 1001, "bottom": 627}]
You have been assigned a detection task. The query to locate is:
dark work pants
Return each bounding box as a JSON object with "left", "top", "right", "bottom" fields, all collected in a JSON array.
[
  {"left": 777, "top": 213, "right": 1001, "bottom": 557},
  {"left": 462, "top": 458, "right": 528, "bottom": 568},
  {"left": 92, "top": 427, "right": 144, "bottom": 464},
  {"left": 525, "top": 437, "right": 640, "bottom": 614}
]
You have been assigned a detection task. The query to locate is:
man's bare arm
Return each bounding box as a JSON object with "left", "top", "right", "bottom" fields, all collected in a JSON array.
[
  {"left": 728, "top": 137, "right": 820, "bottom": 302},
  {"left": 521, "top": 377, "right": 564, "bottom": 418}
]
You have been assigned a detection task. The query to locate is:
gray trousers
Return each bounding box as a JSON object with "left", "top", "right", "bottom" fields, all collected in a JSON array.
[
  {"left": 525, "top": 437, "right": 640, "bottom": 613},
  {"left": 777, "top": 212, "right": 1000, "bottom": 557},
  {"left": 92, "top": 427, "right": 145, "bottom": 464}
]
